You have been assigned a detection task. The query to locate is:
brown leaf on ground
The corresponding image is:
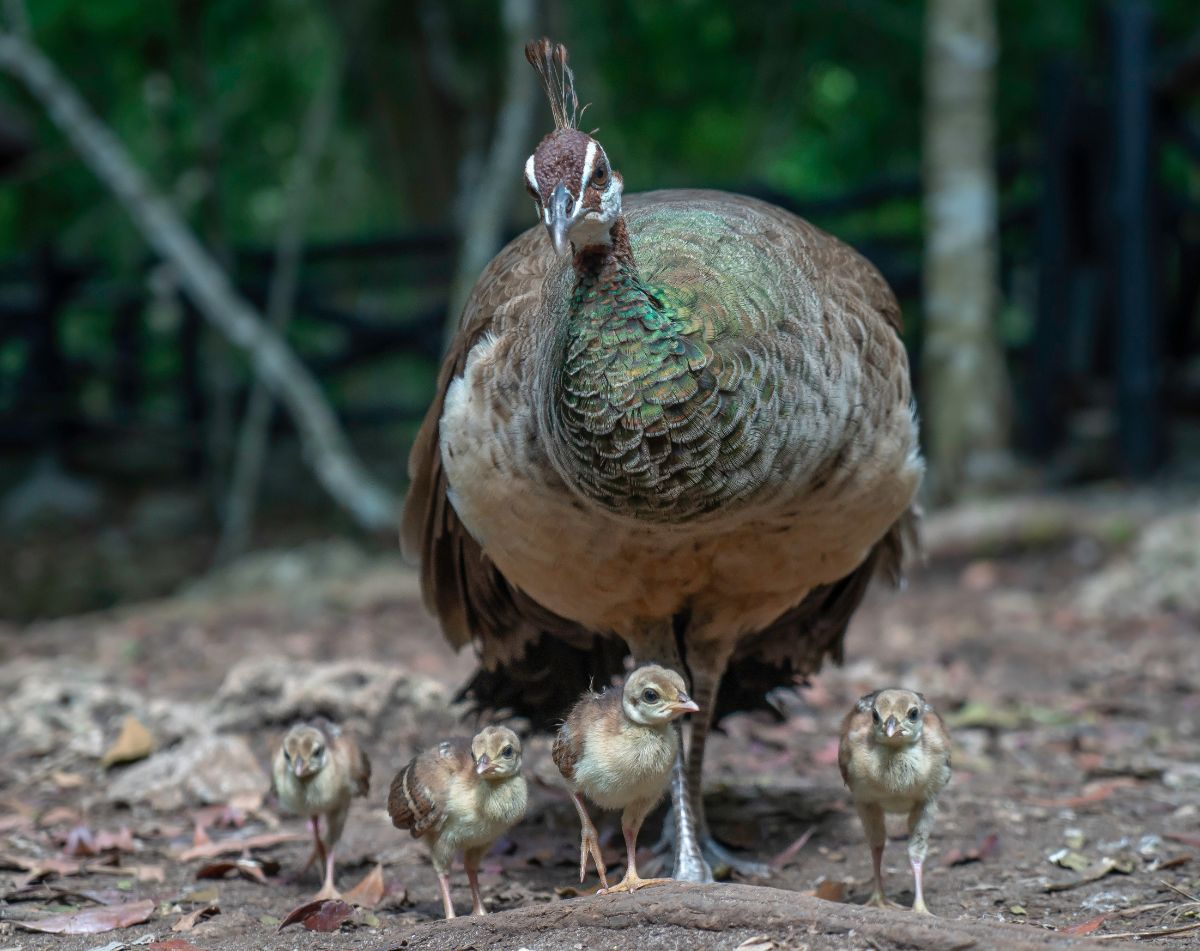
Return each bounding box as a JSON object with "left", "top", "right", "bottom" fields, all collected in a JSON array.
[
  {"left": 1062, "top": 913, "right": 1109, "bottom": 936},
  {"left": 176, "top": 830, "right": 302, "bottom": 861},
  {"left": 51, "top": 770, "right": 85, "bottom": 789},
  {"left": 148, "top": 941, "right": 208, "bottom": 951},
  {"left": 1027, "top": 777, "right": 1140, "bottom": 808},
  {"left": 11, "top": 897, "right": 155, "bottom": 934},
  {"left": 64, "top": 825, "right": 137, "bottom": 856},
  {"left": 770, "top": 825, "right": 815, "bottom": 870},
  {"left": 343, "top": 863, "right": 385, "bottom": 908},
  {"left": 1044, "top": 855, "right": 1135, "bottom": 892},
  {"left": 814, "top": 879, "right": 846, "bottom": 902},
  {"left": 942, "top": 832, "right": 1001, "bottom": 867},
  {"left": 102, "top": 715, "right": 155, "bottom": 767},
  {"left": 0, "top": 851, "right": 83, "bottom": 878},
  {"left": 277, "top": 898, "right": 353, "bottom": 933},
  {"left": 172, "top": 903, "right": 219, "bottom": 931},
  {"left": 39, "top": 805, "right": 81, "bottom": 826},
  {"left": 195, "top": 856, "right": 277, "bottom": 884},
  {"left": 1166, "top": 833, "right": 1200, "bottom": 848}
]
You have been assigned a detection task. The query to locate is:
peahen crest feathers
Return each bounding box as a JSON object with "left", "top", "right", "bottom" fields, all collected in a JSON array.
[{"left": 524, "top": 37, "right": 581, "bottom": 131}]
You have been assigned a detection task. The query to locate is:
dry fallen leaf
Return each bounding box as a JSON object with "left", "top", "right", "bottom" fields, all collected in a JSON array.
[
  {"left": 148, "top": 942, "right": 207, "bottom": 951},
  {"left": 52, "top": 771, "right": 85, "bottom": 789},
  {"left": 1028, "top": 778, "right": 1140, "bottom": 809},
  {"left": 0, "top": 850, "right": 84, "bottom": 878},
  {"left": 171, "top": 903, "right": 219, "bottom": 932},
  {"left": 735, "top": 937, "right": 778, "bottom": 951},
  {"left": 102, "top": 716, "right": 155, "bottom": 768},
  {"left": 1045, "top": 855, "right": 1135, "bottom": 892},
  {"left": 12, "top": 898, "right": 155, "bottom": 934},
  {"left": 176, "top": 831, "right": 302, "bottom": 861},
  {"left": 277, "top": 898, "right": 353, "bottom": 933},
  {"left": 1063, "top": 914, "right": 1109, "bottom": 936},
  {"left": 343, "top": 863, "right": 385, "bottom": 908},
  {"left": 195, "top": 856, "right": 277, "bottom": 884},
  {"left": 942, "top": 832, "right": 1001, "bottom": 867},
  {"left": 814, "top": 879, "right": 846, "bottom": 903}
]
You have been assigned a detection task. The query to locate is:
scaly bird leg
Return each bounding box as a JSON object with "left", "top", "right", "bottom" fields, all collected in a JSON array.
[
  {"left": 465, "top": 848, "right": 487, "bottom": 915},
  {"left": 312, "top": 844, "right": 342, "bottom": 902},
  {"left": 571, "top": 792, "right": 609, "bottom": 889},
  {"left": 858, "top": 803, "right": 901, "bottom": 909},
  {"left": 907, "top": 799, "right": 938, "bottom": 915},
  {"left": 685, "top": 655, "right": 770, "bottom": 879},
  {"left": 437, "top": 871, "right": 456, "bottom": 919},
  {"left": 600, "top": 802, "right": 670, "bottom": 894}
]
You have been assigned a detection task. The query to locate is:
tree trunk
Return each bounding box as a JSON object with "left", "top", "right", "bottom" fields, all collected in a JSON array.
[
  {"left": 0, "top": 27, "right": 398, "bottom": 532},
  {"left": 921, "top": 0, "right": 1011, "bottom": 502}
]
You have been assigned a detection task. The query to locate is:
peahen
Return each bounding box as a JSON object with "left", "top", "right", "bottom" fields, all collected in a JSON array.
[{"left": 403, "top": 39, "right": 922, "bottom": 882}]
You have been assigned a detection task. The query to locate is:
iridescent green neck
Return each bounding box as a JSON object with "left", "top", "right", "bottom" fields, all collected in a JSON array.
[{"left": 550, "top": 218, "right": 715, "bottom": 519}]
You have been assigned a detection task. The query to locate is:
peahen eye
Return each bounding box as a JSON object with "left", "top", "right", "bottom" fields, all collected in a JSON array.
[
  {"left": 642, "top": 688, "right": 659, "bottom": 703},
  {"left": 592, "top": 166, "right": 608, "bottom": 187}
]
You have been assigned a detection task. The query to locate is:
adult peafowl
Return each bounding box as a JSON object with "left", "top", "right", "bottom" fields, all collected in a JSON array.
[{"left": 403, "top": 38, "right": 922, "bottom": 882}]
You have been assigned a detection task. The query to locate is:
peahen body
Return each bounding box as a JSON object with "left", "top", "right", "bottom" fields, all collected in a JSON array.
[{"left": 403, "top": 40, "right": 922, "bottom": 882}]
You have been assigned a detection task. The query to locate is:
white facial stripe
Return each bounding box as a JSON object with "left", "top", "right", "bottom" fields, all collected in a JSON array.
[
  {"left": 524, "top": 154, "right": 538, "bottom": 195},
  {"left": 577, "top": 141, "right": 597, "bottom": 215}
]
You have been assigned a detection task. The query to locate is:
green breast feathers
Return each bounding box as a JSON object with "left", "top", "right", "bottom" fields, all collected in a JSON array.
[{"left": 550, "top": 206, "right": 792, "bottom": 521}]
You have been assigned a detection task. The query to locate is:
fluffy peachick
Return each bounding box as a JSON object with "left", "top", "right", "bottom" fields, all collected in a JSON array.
[
  {"left": 838, "top": 688, "right": 952, "bottom": 914},
  {"left": 272, "top": 719, "right": 371, "bottom": 901},
  {"left": 387, "top": 726, "right": 527, "bottom": 918},
  {"left": 553, "top": 665, "right": 699, "bottom": 892}
]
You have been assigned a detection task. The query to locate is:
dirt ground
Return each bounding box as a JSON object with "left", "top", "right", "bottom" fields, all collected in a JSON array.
[{"left": 0, "top": 487, "right": 1198, "bottom": 950}]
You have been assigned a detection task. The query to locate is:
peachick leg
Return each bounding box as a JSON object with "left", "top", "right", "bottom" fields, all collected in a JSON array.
[
  {"left": 464, "top": 848, "right": 487, "bottom": 915},
  {"left": 571, "top": 792, "right": 609, "bottom": 889},
  {"left": 856, "top": 803, "right": 897, "bottom": 908},
  {"left": 312, "top": 846, "right": 341, "bottom": 902},
  {"left": 437, "top": 871, "right": 456, "bottom": 919},
  {"left": 907, "top": 799, "right": 937, "bottom": 915},
  {"left": 600, "top": 801, "right": 671, "bottom": 894}
]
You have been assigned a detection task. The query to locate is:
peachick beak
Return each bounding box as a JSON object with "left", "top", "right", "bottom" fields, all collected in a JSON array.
[
  {"left": 547, "top": 183, "right": 575, "bottom": 255},
  {"left": 293, "top": 758, "right": 306, "bottom": 778},
  {"left": 885, "top": 716, "right": 898, "bottom": 738},
  {"left": 475, "top": 755, "right": 492, "bottom": 776},
  {"left": 673, "top": 695, "right": 700, "bottom": 715}
]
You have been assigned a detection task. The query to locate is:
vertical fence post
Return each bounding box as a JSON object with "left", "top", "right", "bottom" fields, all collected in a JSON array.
[
  {"left": 1032, "top": 59, "right": 1075, "bottom": 459},
  {"left": 1109, "top": 0, "right": 1163, "bottom": 475}
]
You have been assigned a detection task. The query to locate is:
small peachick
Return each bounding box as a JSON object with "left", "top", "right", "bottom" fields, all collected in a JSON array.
[
  {"left": 838, "top": 688, "right": 952, "bottom": 914},
  {"left": 387, "top": 725, "right": 527, "bottom": 918},
  {"left": 273, "top": 719, "right": 371, "bottom": 901},
  {"left": 553, "top": 665, "right": 699, "bottom": 892}
]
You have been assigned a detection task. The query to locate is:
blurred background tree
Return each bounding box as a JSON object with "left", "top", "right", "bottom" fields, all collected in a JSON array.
[{"left": 0, "top": 0, "right": 1197, "bottom": 618}]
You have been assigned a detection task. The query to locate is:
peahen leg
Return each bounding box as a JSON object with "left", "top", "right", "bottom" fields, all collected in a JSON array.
[{"left": 684, "top": 656, "right": 772, "bottom": 879}]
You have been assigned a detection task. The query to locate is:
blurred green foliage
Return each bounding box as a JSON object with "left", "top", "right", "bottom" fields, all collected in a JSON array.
[{"left": 2, "top": 0, "right": 1195, "bottom": 263}]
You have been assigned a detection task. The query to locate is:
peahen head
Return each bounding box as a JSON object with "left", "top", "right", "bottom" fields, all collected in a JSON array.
[{"left": 523, "top": 39, "right": 623, "bottom": 255}]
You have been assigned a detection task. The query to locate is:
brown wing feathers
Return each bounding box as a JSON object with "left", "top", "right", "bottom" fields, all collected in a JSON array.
[{"left": 387, "top": 739, "right": 471, "bottom": 838}]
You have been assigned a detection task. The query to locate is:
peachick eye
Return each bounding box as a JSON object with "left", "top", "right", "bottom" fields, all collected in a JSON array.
[
  {"left": 871, "top": 709, "right": 881, "bottom": 724},
  {"left": 642, "top": 688, "right": 659, "bottom": 703},
  {"left": 908, "top": 708, "right": 919, "bottom": 721},
  {"left": 502, "top": 745, "right": 513, "bottom": 757}
]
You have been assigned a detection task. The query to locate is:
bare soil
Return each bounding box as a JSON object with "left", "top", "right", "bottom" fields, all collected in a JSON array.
[{"left": 0, "top": 490, "right": 1198, "bottom": 950}]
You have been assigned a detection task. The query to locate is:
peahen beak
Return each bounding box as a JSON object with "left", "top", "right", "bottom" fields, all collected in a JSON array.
[{"left": 547, "top": 183, "right": 576, "bottom": 255}]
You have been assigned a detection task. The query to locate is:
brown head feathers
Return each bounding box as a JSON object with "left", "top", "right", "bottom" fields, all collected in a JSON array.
[{"left": 525, "top": 38, "right": 581, "bottom": 131}]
